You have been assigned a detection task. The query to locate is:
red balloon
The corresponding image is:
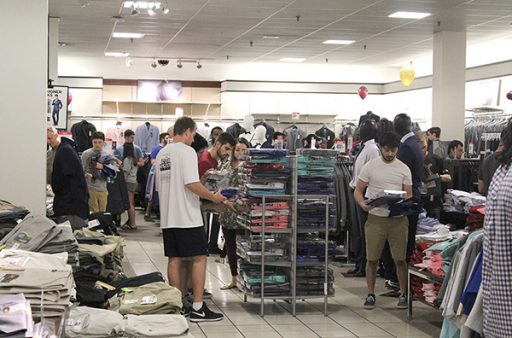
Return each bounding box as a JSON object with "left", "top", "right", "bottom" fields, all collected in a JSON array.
[
  {"left": 507, "top": 91, "right": 512, "bottom": 101},
  {"left": 68, "top": 93, "right": 73, "bottom": 105},
  {"left": 358, "top": 86, "right": 368, "bottom": 100}
]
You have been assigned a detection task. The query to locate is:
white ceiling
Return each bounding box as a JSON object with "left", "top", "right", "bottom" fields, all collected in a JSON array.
[{"left": 51, "top": 0, "right": 512, "bottom": 80}]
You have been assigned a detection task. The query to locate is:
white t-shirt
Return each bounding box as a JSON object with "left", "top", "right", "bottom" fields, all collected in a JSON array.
[
  {"left": 155, "top": 142, "right": 203, "bottom": 229},
  {"left": 358, "top": 156, "right": 412, "bottom": 217}
]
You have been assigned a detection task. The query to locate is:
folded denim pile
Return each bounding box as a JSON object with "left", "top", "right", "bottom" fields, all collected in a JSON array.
[
  {"left": 236, "top": 234, "right": 289, "bottom": 263},
  {"left": 296, "top": 237, "right": 340, "bottom": 262},
  {"left": 237, "top": 262, "right": 290, "bottom": 297},
  {"left": 297, "top": 199, "right": 336, "bottom": 230},
  {"left": 64, "top": 306, "right": 192, "bottom": 338},
  {"left": 0, "top": 250, "right": 74, "bottom": 318},
  {"left": 0, "top": 214, "right": 79, "bottom": 266},
  {"left": 296, "top": 267, "right": 335, "bottom": 296},
  {"left": 296, "top": 149, "right": 337, "bottom": 195},
  {"left": 443, "top": 190, "right": 486, "bottom": 214}
]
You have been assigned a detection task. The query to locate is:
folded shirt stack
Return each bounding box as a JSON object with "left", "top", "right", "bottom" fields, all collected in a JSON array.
[
  {"left": 297, "top": 199, "right": 336, "bottom": 229},
  {"left": 0, "top": 293, "right": 34, "bottom": 338},
  {"left": 0, "top": 200, "right": 29, "bottom": 242},
  {"left": 296, "top": 267, "right": 335, "bottom": 297},
  {"left": 0, "top": 214, "right": 79, "bottom": 266},
  {"left": 236, "top": 234, "right": 289, "bottom": 263},
  {"left": 236, "top": 198, "right": 290, "bottom": 231},
  {"left": 237, "top": 263, "right": 290, "bottom": 297},
  {"left": 0, "top": 250, "right": 74, "bottom": 318},
  {"left": 296, "top": 149, "right": 337, "bottom": 195},
  {"left": 296, "top": 238, "right": 339, "bottom": 262},
  {"left": 466, "top": 205, "right": 485, "bottom": 232},
  {"left": 416, "top": 213, "right": 446, "bottom": 235},
  {"left": 443, "top": 190, "right": 486, "bottom": 213}
]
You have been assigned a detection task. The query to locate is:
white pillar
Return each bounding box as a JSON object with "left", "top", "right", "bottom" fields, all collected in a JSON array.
[
  {"left": 0, "top": 1, "right": 48, "bottom": 214},
  {"left": 49, "top": 17, "right": 59, "bottom": 81},
  {"left": 432, "top": 31, "right": 466, "bottom": 142}
]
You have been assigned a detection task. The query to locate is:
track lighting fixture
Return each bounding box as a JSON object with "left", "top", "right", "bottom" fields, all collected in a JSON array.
[
  {"left": 147, "top": 5, "right": 156, "bottom": 16},
  {"left": 162, "top": 6, "right": 170, "bottom": 14},
  {"left": 151, "top": 60, "right": 157, "bottom": 68},
  {"left": 177, "top": 60, "right": 183, "bottom": 69},
  {"left": 158, "top": 59, "right": 169, "bottom": 66},
  {"left": 196, "top": 61, "right": 202, "bottom": 69},
  {"left": 130, "top": 5, "right": 140, "bottom": 16},
  {"left": 125, "top": 57, "right": 133, "bottom": 67}
]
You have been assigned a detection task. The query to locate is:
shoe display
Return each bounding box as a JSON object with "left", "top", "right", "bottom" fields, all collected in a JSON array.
[
  {"left": 190, "top": 303, "right": 224, "bottom": 322},
  {"left": 397, "top": 294, "right": 408, "bottom": 309},
  {"left": 364, "top": 294, "right": 376, "bottom": 310}
]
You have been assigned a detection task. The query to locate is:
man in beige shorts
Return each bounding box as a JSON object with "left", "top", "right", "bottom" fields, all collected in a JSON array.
[{"left": 354, "top": 131, "right": 412, "bottom": 310}]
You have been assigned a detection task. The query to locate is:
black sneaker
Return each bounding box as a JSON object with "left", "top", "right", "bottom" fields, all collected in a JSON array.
[
  {"left": 385, "top": 279, "right": 400, "bottom": 290},
  {"left": 181, "top": 304, "right": 192, "bottom": 317},
  {"left": 364, "top": 294, "right": 376, "bottom": 310},
  {"left": 190, "top": 303, "right": 224, "bottom": 322},
  {"left": 397, "top": 294, "right": 408, "bottom": 309}
]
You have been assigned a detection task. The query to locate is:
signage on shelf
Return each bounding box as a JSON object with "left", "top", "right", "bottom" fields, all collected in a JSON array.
[{"left": 292, "top": 111, "right": 300, "bottom": 120}]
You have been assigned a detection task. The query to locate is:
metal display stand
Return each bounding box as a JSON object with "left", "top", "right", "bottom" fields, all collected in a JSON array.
[
  {"left": 238, "top": 153, "right": 335, "bottom": 317},
  {"left": 407, "top": 267, "right": 444, "bottom": 320}
]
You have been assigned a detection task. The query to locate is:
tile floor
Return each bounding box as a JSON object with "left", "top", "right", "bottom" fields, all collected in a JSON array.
[{"left": 120, "top": 213, "right": 442, "bottom": 338}]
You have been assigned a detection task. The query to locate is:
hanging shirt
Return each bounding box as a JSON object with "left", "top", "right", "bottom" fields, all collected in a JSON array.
[
  {"left": 284, "top": 127, "right": 307, "bottom": 152},
  {"left": 350, "top": 139, "right": 381, "bottom": 188},
  {"left": 155, "top": 142, "right": 203, "bottom": 229},
  {"left": 482, "top": 164, "right": 512, "bottom": 338},
  {"left": 135, "top": 124, "right": 160, "bottom": 153},
  {"left": 315, "top": 127, "right": 336, "bottom": 149},
  {"left": 106, "top": 126, "right": 125, "bottom": 148}
]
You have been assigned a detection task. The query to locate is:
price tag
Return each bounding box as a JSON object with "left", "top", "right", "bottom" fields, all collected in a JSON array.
[
  {"left": 469, "top": 142, "right": 474, "bottom": 154},
  {"left": 141, "top": 295, "right": 157, "bottom": 305}
]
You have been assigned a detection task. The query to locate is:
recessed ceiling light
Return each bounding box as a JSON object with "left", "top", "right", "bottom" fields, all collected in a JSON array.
[
  {"left": 280, "top": 58, "right": 306, "bottom": 62},
  {"left": 113, "top": 32, "right": 145, "bottom": 39},
  {"left": 323, "top": 39, "right": 355, "bottom": 45},
  {"left": 105, "top": 52, "right": 129, "bottom": 57},
  {"left": 123, "top": 1, "right": 161, "bottom": 10},
  {"left": 388, "top": 11, "right": 431, "bottom": 19},
  {"left": 263, "top": 35, "right": 280, "bottom": 40}
]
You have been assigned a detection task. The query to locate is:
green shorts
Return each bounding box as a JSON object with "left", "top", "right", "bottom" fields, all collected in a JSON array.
[
  {"left": 127, "top": 182, "right": 138, "bottom": 193},
  {"left": 365, "top": 213, "right": 408, "bottom": 261}
]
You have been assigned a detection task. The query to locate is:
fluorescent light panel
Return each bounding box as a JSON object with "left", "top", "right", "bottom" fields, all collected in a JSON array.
[
  {"left": 105, "top": 52, "right": 129, "bottom": 57},
  {"left": 263, "top": 35, "right": 280, "bottom": 40},
  {"left": 123, "top": 1, "right": 161, "bottom": 9},
  {"left": 388, "top": 11, "right": 430, "bottom": 19},
  {"left": 112, "top": 32, "right": 145, "bottom": 39},
  {"left": 280, "top": 58, "right": 306, "bottom": 62},
  {"left": 323, "top": 39, "right": 355, "bottom": 45}
]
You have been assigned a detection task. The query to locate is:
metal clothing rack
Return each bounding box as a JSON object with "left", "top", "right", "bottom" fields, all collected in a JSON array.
[{"left": 239, "top": 154, "right": 335, "bottom": 317}]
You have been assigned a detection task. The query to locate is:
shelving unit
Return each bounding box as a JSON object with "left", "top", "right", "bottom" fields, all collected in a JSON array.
[
  {"left": 237, "top": 151, "right": 336, "bottom": 317},
  {"left": 407, "top": 267, "right": 444, "bottom": 320}
]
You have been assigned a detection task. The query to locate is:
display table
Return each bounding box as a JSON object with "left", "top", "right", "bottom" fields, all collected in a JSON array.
[{"left": 407, "top": 267, "right": 444, "bottom": 320}]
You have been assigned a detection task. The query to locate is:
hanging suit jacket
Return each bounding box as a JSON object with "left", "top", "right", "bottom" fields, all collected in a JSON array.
[
  {"left": 135, "top": 124, "right": 160, "bottom": 153},
  {"left": 315, "top": 127, "right": 336, "bottom": 149},
  {"left": 226, "top": 123, "right": 246, "bottom": 138},
  {"left": 71, "top": 120, "right": 97, "bottom": 152}
]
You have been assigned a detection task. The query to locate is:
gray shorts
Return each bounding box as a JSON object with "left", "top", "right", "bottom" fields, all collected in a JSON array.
[{"left": 126, "top": 182, "right": 138, "bottom": 193}]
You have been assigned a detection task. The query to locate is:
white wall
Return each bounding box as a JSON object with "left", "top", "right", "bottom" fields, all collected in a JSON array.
[{"left": 0, "top": 1, "right": 47, "bottom": 214}]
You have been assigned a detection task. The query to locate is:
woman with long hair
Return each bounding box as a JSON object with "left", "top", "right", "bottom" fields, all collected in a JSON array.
[
  {"left": 122, "top": 142, "right": 139, "bottom": 229},
  {"left": 219, "top": 138, "right": 250, "bottom": 290}
]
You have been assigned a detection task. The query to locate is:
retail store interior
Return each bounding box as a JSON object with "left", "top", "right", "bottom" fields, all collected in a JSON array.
[{"left": 1, "top": 0, "right": 512, "bottom": 337}]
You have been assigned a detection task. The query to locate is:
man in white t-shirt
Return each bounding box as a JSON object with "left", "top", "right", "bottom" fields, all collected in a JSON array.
[
  {"left": 155, "top": 116, "right": 226, "bottom": 322},
  {"left": 354, "top": 132, "right": 412, "bottom": 311}
]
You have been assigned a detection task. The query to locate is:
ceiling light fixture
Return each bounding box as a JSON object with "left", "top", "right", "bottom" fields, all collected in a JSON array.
[
  {"left": 388, "top": 11, "right": 431, "bottom": 19},
  {"left": 151, "top": 59, "right": 157, "bottom": 68},
  {"left": 263, "top": 35, "right": 280, "bottom": 40},
  {"left": 196, "top": 61, "right": 202, "bottom": 69},
  {"left": 113, "top": 32, "right": 145, "bottom": 39},
  {"left": 124, "top": 1, "right": 161, "bottom": 10},
  {"left": 280, "top": 57, "right": 306, "bottom": 62},
  {"left": 147, "top": 5, "right": 156, "bottom": 16},
  {"left": 323, "top": 39, "right": 355, "bottom": 45},
  {"left": 105, "top": 52, "right": 129, "bottom": 57},
  {"left": 130, "top": 5, "right": 140, "bottom": 16},
  {"left": 161, "top": 1, "right": 170, "bottom": 14},
  {"left": 177, "top": 60, "right": 183, "bottom": 69}
]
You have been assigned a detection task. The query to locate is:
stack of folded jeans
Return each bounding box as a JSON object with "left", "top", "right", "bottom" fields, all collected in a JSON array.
[
  {"left": 0, "top": 250, "right": 73, "bottom": 318},
  {"left": 237, "top": 262, "right": 290, "bottom": 297},
  {"left": 64, "top": 306, "right": 192, "bottom": 338},
  {"left": 297, "top": 199, "right": 336, "bottom": 230},
  {"left": 296, "top": 267, "right": 335, "bottom": 296},
  {"left": 296, "top": 237, "right": 339, "bottom": 262},
  {"left": 0, "top": 214, "right": 79, "bottom": 266},
  {"left": 236, "top": 234, "right": 289, "bottom": 263}
]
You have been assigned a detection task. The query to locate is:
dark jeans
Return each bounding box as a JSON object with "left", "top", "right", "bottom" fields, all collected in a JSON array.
[
  {"left": 355, "top": 204, "right": 368, "bottom": 272},
  {"left": 222, "top": 227, "right": 238, "bottom": 277},
  {"left": 52, "top": 110, "right": 59, "bottom": 125}
]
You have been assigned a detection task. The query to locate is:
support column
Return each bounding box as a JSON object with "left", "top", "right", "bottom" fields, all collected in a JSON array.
[
  {"left": 49, "top": 17, "right": 59, "bottom": 81},
  {"left": 0, "top": 1, "right": 48, "bottom": 214},
  {"left": 432, "top": 31, "right": 466, "bottom": 142}
]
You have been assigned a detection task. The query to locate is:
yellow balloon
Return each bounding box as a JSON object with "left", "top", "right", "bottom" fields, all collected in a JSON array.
[{"left": 400, "top": 64, "right": 415, "bottom": 87}]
